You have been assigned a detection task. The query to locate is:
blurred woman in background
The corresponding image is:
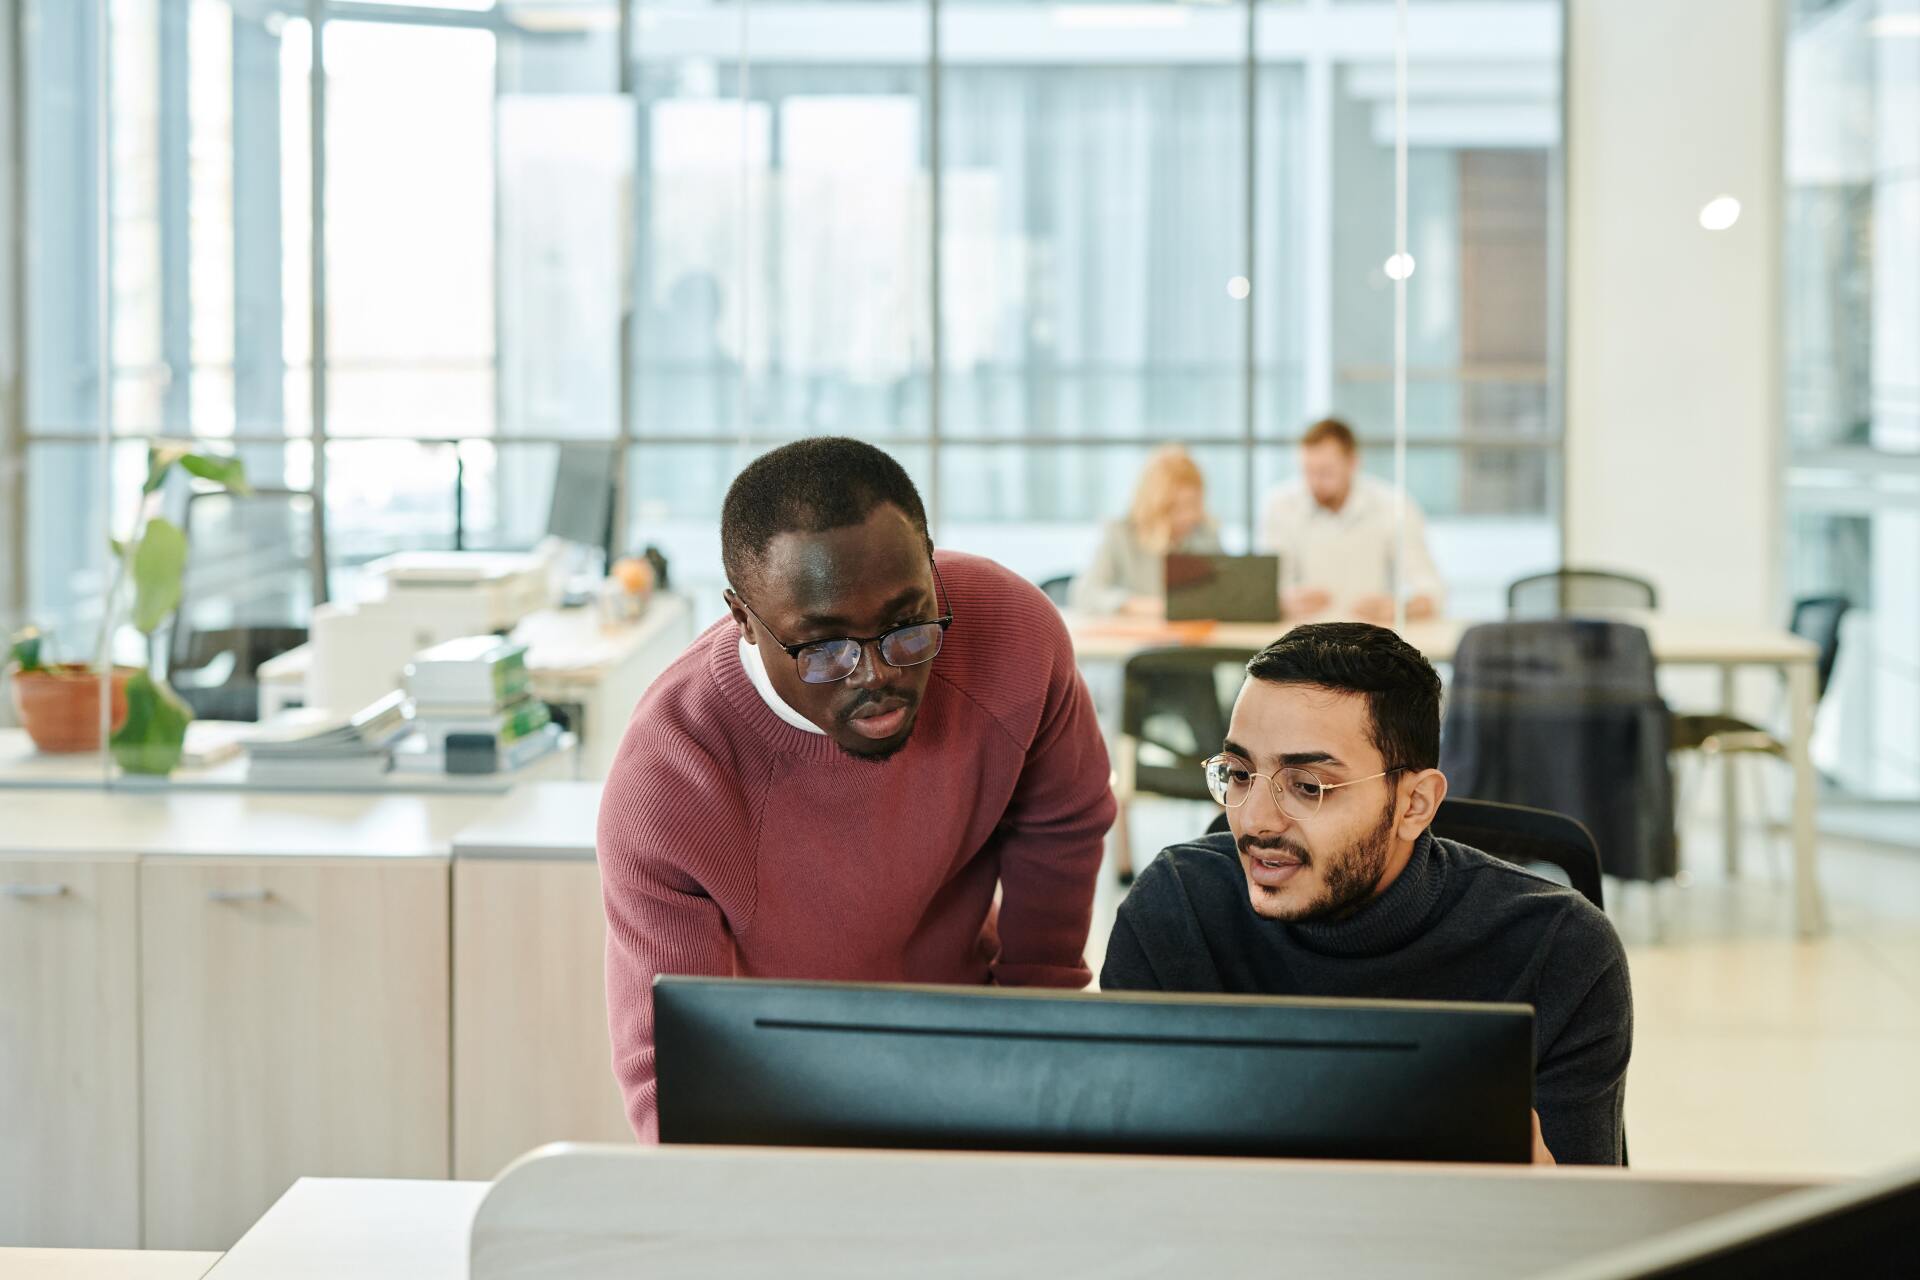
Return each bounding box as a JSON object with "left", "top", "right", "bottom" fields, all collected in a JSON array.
[{"left": 1070, "top": 445, "right": 1220, "bottom": 616}]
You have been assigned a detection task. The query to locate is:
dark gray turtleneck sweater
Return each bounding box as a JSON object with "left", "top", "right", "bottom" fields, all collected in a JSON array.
[{"left": 1101, "top": 831, "right": 1632, "bottom": 1165}]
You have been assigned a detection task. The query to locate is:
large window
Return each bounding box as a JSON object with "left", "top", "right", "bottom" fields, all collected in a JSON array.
[
  {"left": 11, "top": 0, "right": 1564, "bottom": 650},
  {"left": 1783, "top": 0, "right": 1920, "bottom": 802}
]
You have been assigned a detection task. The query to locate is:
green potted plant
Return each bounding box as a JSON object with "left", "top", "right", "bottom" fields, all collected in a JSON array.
[
  {"left": 5, "top": 624, "right": 136, "bottom": 753},
  {"left": 4, "top": 442, "right": 249, "bottom": 772},
  {"left": 103, "top": 442, "right": 250, "bottom": 775}
]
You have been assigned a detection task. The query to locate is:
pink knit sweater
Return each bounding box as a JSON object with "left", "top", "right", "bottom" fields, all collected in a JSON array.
[{"left": 597, "top": 551, "right": 1116, "bottom": 1140}]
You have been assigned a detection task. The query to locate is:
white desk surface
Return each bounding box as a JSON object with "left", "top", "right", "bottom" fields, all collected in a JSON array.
[
  {"left": 514, "top": 593, "right": 692, "bottom": 690},
  {"left": 174, "top": 1155, "right": 1815, "bottom": 1280},
  {"left": 1067, "top": 611, "right": 1818, "bottom": 668},
  {"left": 0, "top": 779, "right": 612, "bottom": 864},
  {"left": 0, "top": 1250, "right": 221, "bottom": 1280},
  {"left": 0, "top": 787, "right": 494, "bottom": 862},
  {"left": 0, "top": 728, "right": 578, "bottom": 796},
  {"left": 450, "top": 781, "right": 602, "bottom": 861},
  {"left": 203, "top": 1178, "right": 486, "bottom": 1280}
]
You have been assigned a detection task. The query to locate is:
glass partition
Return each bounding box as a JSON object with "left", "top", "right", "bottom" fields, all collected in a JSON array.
[
  {"left": 3, "top": 0, "right": 1565, "bottom": 785},
  {"left": 1784, "top": 0, "right": 1920, "bottom": 802}
]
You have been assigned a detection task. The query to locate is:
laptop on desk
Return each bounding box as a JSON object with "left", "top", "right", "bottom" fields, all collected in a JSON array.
[{"left": 1165, "top": 553, "right": 1282, "bottom": 624}]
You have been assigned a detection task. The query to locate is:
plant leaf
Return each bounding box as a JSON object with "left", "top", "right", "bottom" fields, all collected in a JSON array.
[
  {"left": 143, "top": 441, "right": 196, "bottom": 495},
  {"left": 8, "top": 626, "right": 43, "bottom": 672},
  {"left": 111, "top": 670, "right": 192, "bottom": 776},
  {"left": 179, "top": 452, "right": 251, "bottom": 495},
  {"left": 129, "top": 517, "right": 189, "bottom": 634}
]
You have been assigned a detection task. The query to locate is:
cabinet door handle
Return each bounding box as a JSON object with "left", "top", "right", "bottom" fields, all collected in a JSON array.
[
  {"left": 3, "top": 883, "right": 69, "bottom": 899},
  {"left": 206, "top": 888, "right": 273, "bottom": 904}
]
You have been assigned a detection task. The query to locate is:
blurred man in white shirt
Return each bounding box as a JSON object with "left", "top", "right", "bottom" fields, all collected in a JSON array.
[{"left": 1259, "top": 418, "right": 1445, "bottom": 624}]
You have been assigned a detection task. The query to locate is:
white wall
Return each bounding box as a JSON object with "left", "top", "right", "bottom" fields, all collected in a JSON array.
[{"left": 1565, "top": 0, "right": 1784, "bottom": 625}]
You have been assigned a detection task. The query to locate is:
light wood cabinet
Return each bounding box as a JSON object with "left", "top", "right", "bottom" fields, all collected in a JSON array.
[
  {"left": 453, "top": 859, "right": 632, "bottom": 1179},
  {"left": 0, "top": 859, "right": 141, "bottom": 1247},
  {"left": 139, "top": 859, "right": 451, "bottom": 1250}
]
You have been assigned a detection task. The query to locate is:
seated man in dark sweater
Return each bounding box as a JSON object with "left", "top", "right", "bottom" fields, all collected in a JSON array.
[{"left": 1101, "top": 622, "right": 1632, "bottom": 1165}]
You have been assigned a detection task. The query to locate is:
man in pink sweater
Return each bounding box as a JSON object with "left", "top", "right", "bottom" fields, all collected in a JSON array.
[{"left": 598, "top": 437, "right": 1116, "bottom": 1140}]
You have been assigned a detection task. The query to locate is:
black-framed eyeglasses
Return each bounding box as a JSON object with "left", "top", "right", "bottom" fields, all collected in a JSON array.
[
  {"left": 728, "top": 561, "right": 955, "bottom": 685},
  {"left": 1203, "top": 754, "right": 1412, "bottom": 823}
]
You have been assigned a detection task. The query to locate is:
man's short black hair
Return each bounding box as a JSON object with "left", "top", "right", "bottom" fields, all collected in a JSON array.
[
  {"left": 1245, "top": 622, "right": 1442, "bottom": 770},
  {"left": 721, "top": 436, "right": 931, "bottom": 589}
]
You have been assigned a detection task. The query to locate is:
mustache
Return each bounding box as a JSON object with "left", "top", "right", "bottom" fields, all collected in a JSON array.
[{"left": 1239, "top": 832, "right": 1311, "bottom": 865}]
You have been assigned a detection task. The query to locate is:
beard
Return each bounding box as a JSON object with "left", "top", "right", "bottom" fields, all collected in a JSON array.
[
  {"left": 1241, "top": 793, "right": 1398, "bottom": 923},
  {"left": 836, "top": 734, "right": 912, "bottom": 762}
]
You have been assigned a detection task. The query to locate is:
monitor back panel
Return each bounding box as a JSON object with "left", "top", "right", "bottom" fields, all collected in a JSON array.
[{"left": 656, "top": 979, "right": 1532, "bottom": 1164}]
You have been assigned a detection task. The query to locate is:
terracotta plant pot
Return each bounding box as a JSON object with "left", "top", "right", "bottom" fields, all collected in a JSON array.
[{"left": 8, "top": 665, "right": 137, "bottom": 753}]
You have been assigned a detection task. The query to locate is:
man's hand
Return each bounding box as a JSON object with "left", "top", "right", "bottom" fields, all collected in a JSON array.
[
  {"left": 1531, "top": 1110, "right": 1557, "bottom": 1166},
  {"left": 1118, "top": 595, "right": 1164, "bottom": 619},
  {"left": 1351, "top": 593, "right": 1395, "bottom": 624},
  {"left": 1282, "top": 585, "right": 1332, "bottom": 618},
  {"left": 1404, "top": 594, "right": 1438, "bottom": 622}
]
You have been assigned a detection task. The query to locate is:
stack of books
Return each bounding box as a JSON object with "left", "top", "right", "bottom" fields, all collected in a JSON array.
[
  {"left": 397, "top": 636, "right": 561, "bottom": 775},
  {"left": 244, "top": 691, "right": 412, "bottom": 786}
]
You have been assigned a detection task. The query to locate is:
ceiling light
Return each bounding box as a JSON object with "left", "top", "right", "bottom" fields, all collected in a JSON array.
[{"left": 1699, "top": 195, "right": 1742, "bottom": 231}]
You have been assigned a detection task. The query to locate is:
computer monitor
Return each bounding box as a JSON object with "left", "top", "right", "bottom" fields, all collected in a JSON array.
[
  {"left": 545, "top": 442, "right": 618, "bottom": 564},
  {"left": 1165, "top": 553, "right": 1282, "bottom": 623},
  {"left": 654, "top": 978, "right": 1534, "bottom": 1163}
]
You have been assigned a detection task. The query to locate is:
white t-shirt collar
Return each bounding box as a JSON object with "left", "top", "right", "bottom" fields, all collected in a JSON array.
[{"left": 737, "top": 635, "right": 826, "bottom": 735}]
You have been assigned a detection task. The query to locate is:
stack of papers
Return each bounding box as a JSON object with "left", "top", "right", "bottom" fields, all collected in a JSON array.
[
  {"left": 244, "top": 691, "right": 411, "bottom": 785},
  {"left": 404, "top": 636, "right": 531, "bottom": 709},
  {"left": 398, "top": 635, "right": 548, "bottom": 775}
]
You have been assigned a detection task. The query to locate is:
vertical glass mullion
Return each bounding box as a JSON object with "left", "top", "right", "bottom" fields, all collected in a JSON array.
[{"left": 927, "top": 0, "right": 941, "bottom": 533}]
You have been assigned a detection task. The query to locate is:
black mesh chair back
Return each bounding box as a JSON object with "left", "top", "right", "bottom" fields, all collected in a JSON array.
[
  {"left": 1440, "top": 619, "right": 1677, "bottom": 883},
  {"left": 168, "top": 486, "right": 327, "bottom": 720},
  {"left": 1507, "top": 569, "right": 1658, "bottom": 619},
  {"left": 1121, "top": 646, "right": 1254, "bottom": 803},
  {"left": 1038, "top": 575, "right": 1075, "bottom": 608},
  {"left": 1789, "top": 595, "right": 1850, "bottom": 700}
]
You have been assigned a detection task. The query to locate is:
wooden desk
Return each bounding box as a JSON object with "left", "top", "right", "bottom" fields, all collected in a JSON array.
[
  {"left": 0, "top": 1251, "right": 221, "bottom": 1279},
  {"left": 1, "top": 789, "right": 531, "bottom": 1250},
  {"left": 449, "top": 784, "right": 632, "bottom": 1179},
  {"left": 255, "top": 593, "right": 696, "bottom": 782},
  {"left": 187, "top": 1147, "right": 1816, "bottom": 1280},
  {"left": 1067, "top": 611, "right": 1826, "bottom": 936},
  {"left": 510, "top": 594, "right": 695, "bottom": 779}
]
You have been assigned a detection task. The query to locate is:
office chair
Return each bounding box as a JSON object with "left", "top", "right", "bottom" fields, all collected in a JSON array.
[
  {"left": 1203, "top": 798, "right": 1604, "bottom": 912},
  {"left": 1112, "top": 646, "right": 1253, "bottom": 882},
  {"left": 1429, "top": 797, "right": 1606, "bottom": 911},
  {"left": 167, "top": 486, "right": 328, "bottom": 721},
  {"left": 1670, "top": 595, "right": 1850, "bottom": 878},
  {"left": 1440, "top": 619, "right": 1677, "bottom": 887},
  {"left": 1507, "top": 569, "right": 1657, "bottom": 619},
  {"left": 1037, "top": 575, "right": 1075, "bottom": 608}
]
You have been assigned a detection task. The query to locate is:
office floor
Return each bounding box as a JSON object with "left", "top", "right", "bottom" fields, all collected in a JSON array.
[{"left": 1089, "top": 798, "right": 1920, "bottom": 1181}]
